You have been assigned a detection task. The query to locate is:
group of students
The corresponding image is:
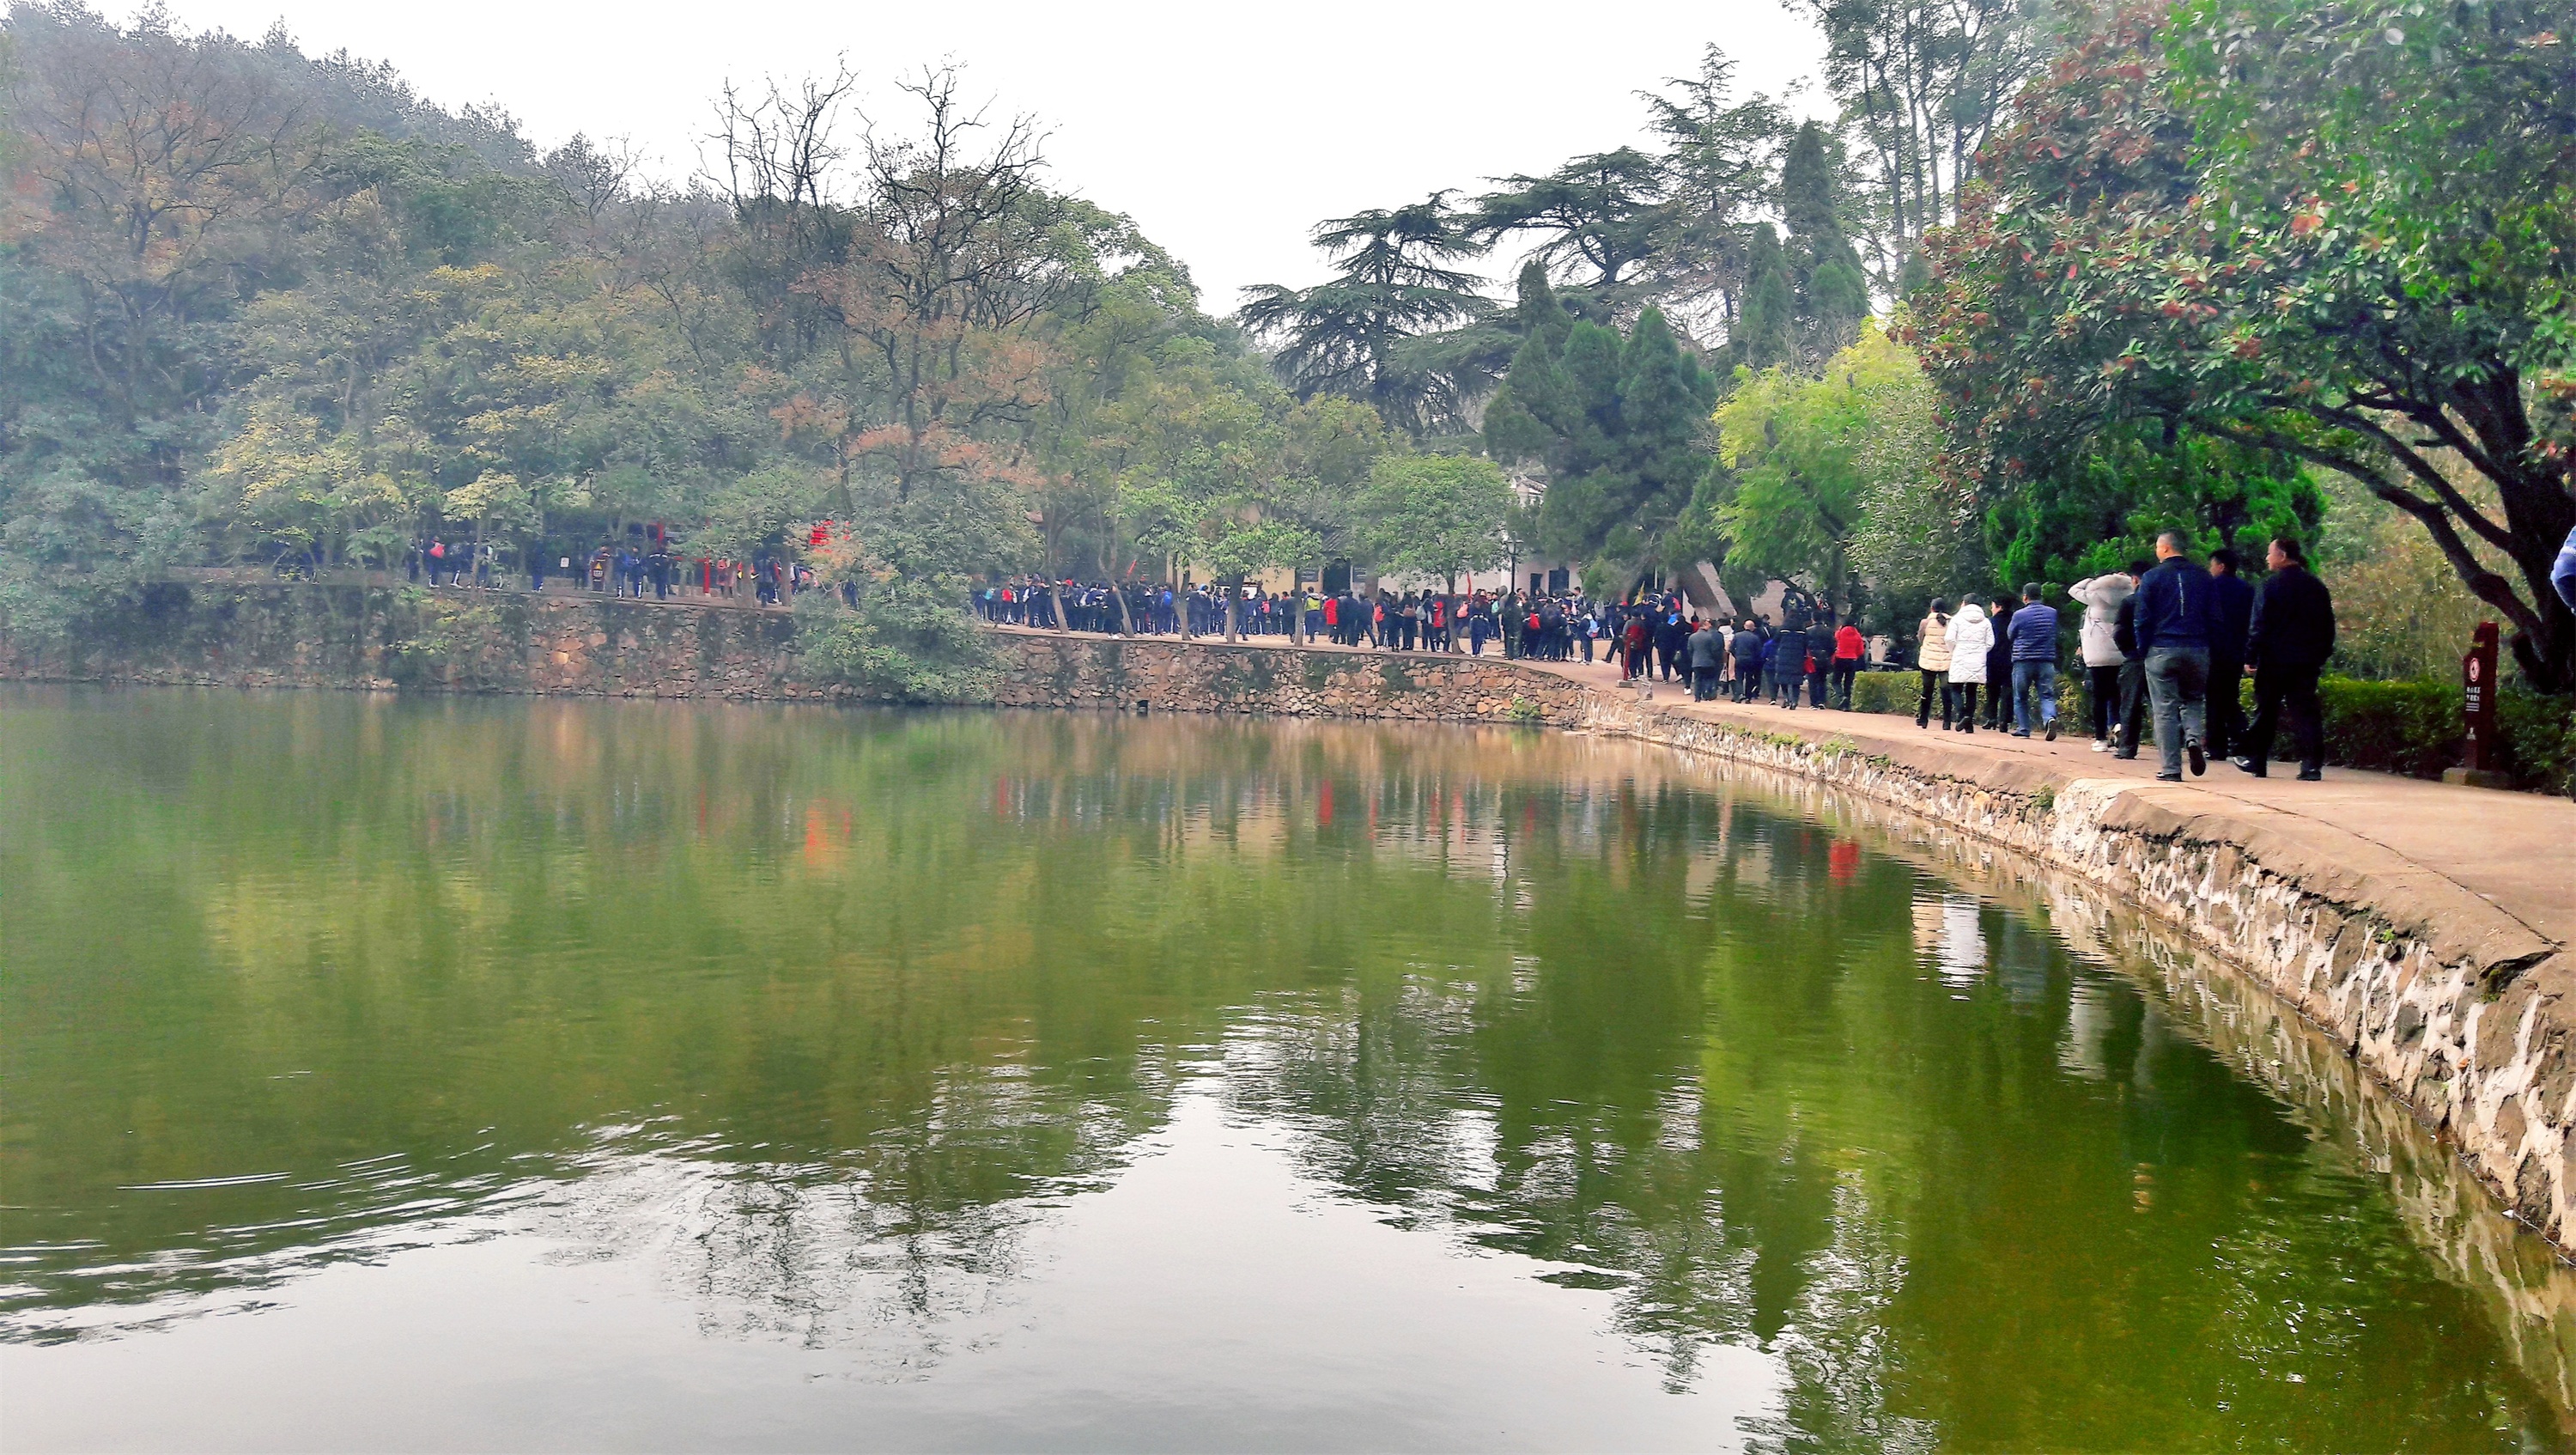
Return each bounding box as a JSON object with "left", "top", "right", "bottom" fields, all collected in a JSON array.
[
  {"left": 1906, "top": 532, "right": 2337, "bottom": 781},
  {"left": 974, "top": 578, "right": 1640, "bottom": 661}
]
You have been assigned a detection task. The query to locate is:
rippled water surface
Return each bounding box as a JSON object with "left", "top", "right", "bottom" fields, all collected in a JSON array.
[{"left": 3, "top": 687, "right": 2570, "bottom": 1451}]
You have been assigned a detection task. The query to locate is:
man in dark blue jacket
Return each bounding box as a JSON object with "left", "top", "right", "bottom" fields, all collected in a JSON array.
[
  {"left": 2006, "top": 582, "right": 2062, "bottom": 740},
  {"left": 2133, "top": 530, "right": 2216, "bottom": 778},
  {"left": 2233, "top": 536, "right": 2336, "bottom": 780},
  {"left": 1730, "top": 621, "right": 1765, "bottom": 702},
  {"left": 2204, "top": 548, "right": 2257, "bottom": 761}
]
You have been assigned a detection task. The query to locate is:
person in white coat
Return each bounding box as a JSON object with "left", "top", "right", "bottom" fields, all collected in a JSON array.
[
  {"left": 2068, "top": 570, "right": 2136, "bottom": 751},
  {"left": 1944, "top": 600, "right": 1994, "bottom": 734},
  {"left": 1914, "top": 600, "right": 1955, "bottom": 728}
]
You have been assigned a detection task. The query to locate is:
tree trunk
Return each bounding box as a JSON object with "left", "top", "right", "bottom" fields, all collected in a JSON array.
[{"left": 1224, "top": 580, "right": 1239, "bottom": 643}]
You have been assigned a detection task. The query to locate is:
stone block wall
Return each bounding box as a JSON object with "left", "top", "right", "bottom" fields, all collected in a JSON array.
[
  {"left": 1578, "top": 692, "right": 2576, "bottom": 1259},
  {"left": 0, "top": 582, "right": 821, "bottom": 700},
  {"left": 987, "top": 631, "right": 1589, "bottom": 725}
]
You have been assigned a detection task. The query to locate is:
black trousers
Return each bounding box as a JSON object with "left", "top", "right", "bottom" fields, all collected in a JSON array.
[
  {"left": 2115, "top": 660, "right": 2149, "bottom": 755},
  {"left": 2245, "top": 662, "right": 2325, "bottom": 771},
  {"left": 1917, "top": 668, "right": 1951, "bottom": 726},
  {"left": 1831, "top": 661, "right": 1859, "bottom": 709},
  {"left": 2087, "top": 665, "right": 2119, "bottom": 740},
  {"left": 2208, "top": 656, "right": 2245, "bottom": 760}
]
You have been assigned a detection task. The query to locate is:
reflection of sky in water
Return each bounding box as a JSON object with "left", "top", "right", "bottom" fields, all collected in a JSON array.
[
  {"left": 4, "top": 694, "right": 2569, "bottom": 1452},
  {"left": 12, "top": 1092, "right": 1784, "bottom": 1452}
]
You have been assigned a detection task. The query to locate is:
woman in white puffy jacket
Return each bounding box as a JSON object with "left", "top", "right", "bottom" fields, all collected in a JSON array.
[
  {"left": 2068, "top": 571, "right": 2136, "bottom": 748},
  {"left": 1943, "top": 600, "right": 1994, "bottom": 734},
  {"left": 1914, "top": 600, "right": 1954, "bottom": 728}
]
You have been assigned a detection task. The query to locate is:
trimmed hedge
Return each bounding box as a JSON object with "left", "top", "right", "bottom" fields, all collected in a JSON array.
[{"left": 1832, "top": 667, "right": 2573, "bottom": 794}]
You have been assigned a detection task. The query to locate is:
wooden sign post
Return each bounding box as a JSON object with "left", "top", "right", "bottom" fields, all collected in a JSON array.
[{"left": 2443, "top": 621, "right": 2509, "bottom": 789}]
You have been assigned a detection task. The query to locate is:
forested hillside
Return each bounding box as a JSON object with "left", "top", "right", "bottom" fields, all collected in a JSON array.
[{"left": 4, "top": 0, "right": 2568, "bottom": 694}]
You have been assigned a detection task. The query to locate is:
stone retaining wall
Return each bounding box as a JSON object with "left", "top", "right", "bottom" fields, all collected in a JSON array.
[
  {"left": 987, "top": 631, "right": 1589, "bottom": 725},
  {"left": 1578, "top": 693, "right": 2576, "bottom": 1259}
]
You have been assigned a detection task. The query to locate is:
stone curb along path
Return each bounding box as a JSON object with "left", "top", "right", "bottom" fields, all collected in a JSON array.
[{"left": 1573, "top": 688, "right": 2576, "bottom": 1261}]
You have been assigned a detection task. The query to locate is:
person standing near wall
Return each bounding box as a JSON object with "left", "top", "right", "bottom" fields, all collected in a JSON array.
[
  {"left": 2134, "top": 530, "right": 2216, "bottom": 779},
  {"left": 2069, "top": 569, "right": 2135, "bottom": 752},
  {"left": 2205, "top": 549, "right": 2257, "bottom": 762},
  {"left": 2233, "top": 536, "right": 2337, "bottom": 781},
  {"left": 2007, "top": 582, "right": 2062, "bottom": 740},
  {"left": 1914, "top": 600, "right": 1954, "bottom": 728},
  {"left": 1687, "top": 618, "right": 1722, "bottom": 701}
]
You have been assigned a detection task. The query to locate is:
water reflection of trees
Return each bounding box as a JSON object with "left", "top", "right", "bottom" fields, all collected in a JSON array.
[{"left": 2, "top": 693, "right": 2560, "bottom": 1446}]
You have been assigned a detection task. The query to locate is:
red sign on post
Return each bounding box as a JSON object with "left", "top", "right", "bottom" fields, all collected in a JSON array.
[{"left": 2462, "top": 620, "right": 2501, "bottom": 776}]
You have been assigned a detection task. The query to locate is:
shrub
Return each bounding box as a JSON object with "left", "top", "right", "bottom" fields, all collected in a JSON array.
[{"left": 1850, "top": 669, "right": 1920, "bottom": 716}]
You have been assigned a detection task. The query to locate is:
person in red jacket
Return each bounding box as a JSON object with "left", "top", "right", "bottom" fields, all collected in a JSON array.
[{"left": 1831, "top": 621, "right": 1866, "bottom": 709}]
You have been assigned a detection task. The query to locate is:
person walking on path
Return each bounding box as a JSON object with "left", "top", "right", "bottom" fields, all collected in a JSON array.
[
  {"left": 1623, "top": 612, "right": 1652, "bottom": 682},
  {"left": 1771, "top": 618, "right": 1808, "bottom": 709},
  {"left": 2233, "top": 536, "right": 2337, "bottom": 781},
  {"left": 2135, "top": 530, "right": 2217, "bottom": 779},
  {"left": 2007, "top": 582, "right": 2062, "bottom": 740},
  {"left": 2205, "top": 548, "right": 2257, "bottom": 761},
  {"left": 1981, "top": 594, "right": 2017, "bottom": 728},
  {"left": 1914, "top": 600, "right": 1954, "bottom": 728},
  {"left": 1944, "top": 600, "right": 1994, "bottom": 733},
  {"left": 2069, "top": 568, "right": 2135, "bottom": 752},
  {"left": 1831, "top": 619, "right": 1865, "bottom": 709},
  {"left": 1731, "top": 620, "right": 1765, "bottom": 703},
  {"left": 1687, "top": 618, "right": 1723, "bottom": 700}
]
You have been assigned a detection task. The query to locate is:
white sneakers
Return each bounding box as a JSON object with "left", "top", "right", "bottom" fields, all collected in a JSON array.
[{"left": 2091, "top": 739, "right": 2110, "bottom": 752}]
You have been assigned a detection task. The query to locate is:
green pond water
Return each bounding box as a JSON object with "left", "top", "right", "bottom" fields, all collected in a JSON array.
[{"left": 3, "top": 686, "right": 2572, "bottom": 1452}]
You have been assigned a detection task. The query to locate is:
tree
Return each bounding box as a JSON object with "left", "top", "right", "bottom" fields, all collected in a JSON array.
[
  {"left": 1636, "top": 46, "right": 1794, "bottom": 336},
  {"left": 1778, "top": 122, "right": 1870, "bottom": 358},
  {"left": 1794, "top": 0, "right": 2046, "bottom": 293},
  {"left": 1703, "top": 326, "right": 1930, "bottom": 623},
  {"left": 1911, "top": 3, "right": 2576, "bottom": 687},
  {"left": 1349, "top": 454, "right": 1514, "bottom": 589},
  {"left": 1465, "top": 148, "right": 1672, "bottom": 301},
  {"left": 1733, "top": 225, "right": 1799, "bottom": 373},
  {"left": 1236, "top": 194, "right": 1492, "bottom": 435},
  {"left": 1485, "top": 302, "right": 1717, "bottom": 586}
]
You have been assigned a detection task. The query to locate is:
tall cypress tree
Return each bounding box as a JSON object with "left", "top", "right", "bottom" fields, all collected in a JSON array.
[
  {"left": 1780, "top": 122, "right": 1869, "bottom": 350},
  {"left": 1735, "top": 224, "right": 1798, "bottom": 371}
]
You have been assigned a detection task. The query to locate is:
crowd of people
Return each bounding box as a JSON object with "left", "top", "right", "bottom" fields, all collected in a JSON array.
[
  {"left": 970, "top": 532, "right": 2340, "bottom": 784},
  {"left": 1895, "top": 531, "right": 2337, "bottom": 781},
  {"left": 403, "top": 539, "right": 812, "bottom": 606}
]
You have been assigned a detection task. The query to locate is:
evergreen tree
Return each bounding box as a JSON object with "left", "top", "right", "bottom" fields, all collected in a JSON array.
[
  {"left": 1483, "top": 303, "right": 1716, "bottom": 583},
  {"left": 1735, "top": 225, "right": 1798, "bottom": 372},
  {"left": 1779, "top": 122, "right": 1869, "bottom": 352}
]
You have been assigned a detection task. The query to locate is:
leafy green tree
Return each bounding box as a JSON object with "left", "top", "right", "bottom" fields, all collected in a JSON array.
[
  {"left": 1703, "top": 326, "right": 1929, "bottom": 622},
  {"left": 1464, "top": 148, "right": 1672, "bottom": 302},
  {"left": 1485, "top": 302, "right": 1717, "bottom": 587},
  {"left": 1236, "top": 195, "right": 1492, "bottom": 435},
  {"left": 1912, "top": 3, "right": 2575, "bottom": 686},
  {"left": 1733, "top": 225, "right": 1799, "bottom": 373},
  {"left": 1349, "top": 454, "right": 1514, "bottom": 589}
]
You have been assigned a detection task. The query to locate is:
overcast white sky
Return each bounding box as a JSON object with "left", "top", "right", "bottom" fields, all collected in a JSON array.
[{"left": 132, "top": 0, "right": 1832, "bottom": 310}]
